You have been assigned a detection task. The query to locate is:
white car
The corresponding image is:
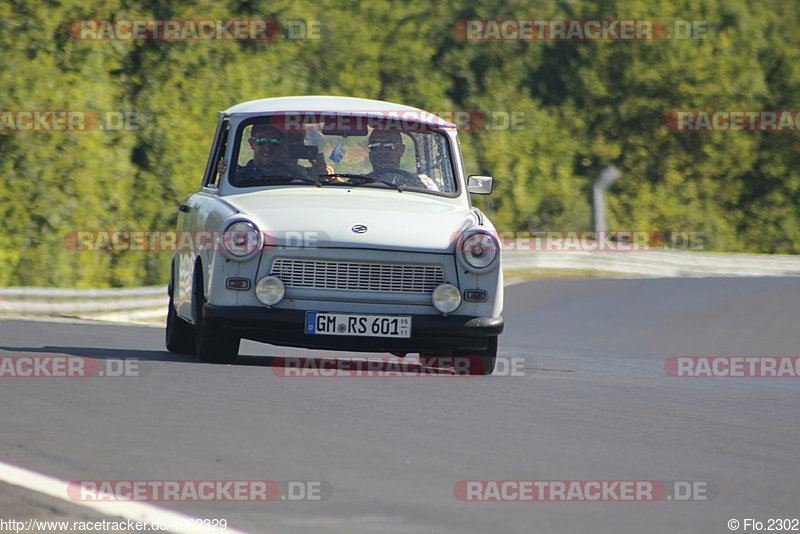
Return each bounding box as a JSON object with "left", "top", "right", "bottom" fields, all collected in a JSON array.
[{"left": 165, "top": 96, "right": 504, "bottom": 374}]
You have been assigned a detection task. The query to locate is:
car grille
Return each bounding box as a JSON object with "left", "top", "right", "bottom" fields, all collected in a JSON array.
[{"left": 271, "top": 258, "right": 445, "bottom": 294}]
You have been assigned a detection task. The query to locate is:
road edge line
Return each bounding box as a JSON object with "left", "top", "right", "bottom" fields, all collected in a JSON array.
[{"left": 0, "top": 460, "right": 251, "bottom": 534}]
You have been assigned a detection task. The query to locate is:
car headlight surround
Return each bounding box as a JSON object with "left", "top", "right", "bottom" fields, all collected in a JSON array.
[
  {"left": 220, "top": 219, "right": 262, "bottom": 261},
  {"left": 432, "top": 283, "right": 461, "bottom": 314},
  {"left": 456, "top": 230, "right": 500, "bottom": 272},
  {"left": 256, "top": 276, "right": 285, "bottom": 306}
]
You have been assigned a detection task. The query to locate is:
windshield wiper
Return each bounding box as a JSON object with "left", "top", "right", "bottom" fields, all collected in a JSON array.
[{"left": 319, "top": 174, "right": 404, "bottom": 191}]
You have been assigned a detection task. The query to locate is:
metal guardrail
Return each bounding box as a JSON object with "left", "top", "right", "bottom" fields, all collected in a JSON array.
[
  {"left": 0, "top": 250, "right": 798, "bottom": 319},
  {"left": 0, "top": 286, "right": 167, "bottom": 315},
  {"left": 0, "top": 287, "right": 166, "bottom": 298},
  {"left": 502, "top": 250, "right": 800, "bottom": 278}
]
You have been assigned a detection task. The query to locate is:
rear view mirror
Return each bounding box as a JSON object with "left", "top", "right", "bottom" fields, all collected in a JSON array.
[{"left": 467, "top": 175, "right": 493, "bottom": 194}]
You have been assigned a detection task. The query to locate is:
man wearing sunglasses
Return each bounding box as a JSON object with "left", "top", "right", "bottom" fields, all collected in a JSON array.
[
  {"left": 219, "top": 124, "right": 325, "bottom": 183},
  {"left": 366, "top": 130, "right": 437, "bottom": 190}
]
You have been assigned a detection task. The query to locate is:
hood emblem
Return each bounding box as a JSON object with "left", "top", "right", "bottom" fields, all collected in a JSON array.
[{"left": 351, "top": 224, "right": 368, "bottom": 234}]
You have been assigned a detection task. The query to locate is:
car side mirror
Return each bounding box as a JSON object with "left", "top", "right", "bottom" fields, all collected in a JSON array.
[{"left": 467, "top": 175, "right": 493, "bottom": 195}]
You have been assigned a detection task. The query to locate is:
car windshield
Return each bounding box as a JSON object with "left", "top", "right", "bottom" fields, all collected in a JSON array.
[{"left": 229, "top": 116, "right": 457, "bottom": 194}]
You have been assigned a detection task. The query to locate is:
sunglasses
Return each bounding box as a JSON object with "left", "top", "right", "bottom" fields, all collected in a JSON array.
[
  {"left": 368, "top": 141, "right": 399, "bottom": 151},
  {"left": 253, "top": 136, "right": 284, "bottom": 147}
]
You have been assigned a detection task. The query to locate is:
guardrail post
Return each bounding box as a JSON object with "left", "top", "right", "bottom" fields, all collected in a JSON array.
[{"left": 593, "top": 165, "right": 620, "bottom": 232}]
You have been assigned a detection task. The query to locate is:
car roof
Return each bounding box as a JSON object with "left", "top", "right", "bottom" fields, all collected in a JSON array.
[{"left": 221, "top": 96, "right": 456, "bottom": 128}]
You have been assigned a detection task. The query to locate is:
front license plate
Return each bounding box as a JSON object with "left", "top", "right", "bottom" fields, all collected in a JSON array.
[{"left": 305, "top": 312, "right": 411, "bottom": 338}]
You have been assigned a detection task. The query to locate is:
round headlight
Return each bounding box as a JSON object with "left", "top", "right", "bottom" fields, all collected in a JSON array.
[
  {"left": 221, "top": 220, "right": 261, "bottom": 260},
  {"left": 256, "top": 276, "right": 285, "bottom": 306},
  {"left": 458, "top": 231, "right": 500, "bottom": 271},
  {"left": 432, "top": 283, "right": 461, "bottom": 314}
]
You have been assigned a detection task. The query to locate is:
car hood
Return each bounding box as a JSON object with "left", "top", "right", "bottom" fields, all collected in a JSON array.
[{"left": 222, "top": 188, "right": 476, "bottom": 252}]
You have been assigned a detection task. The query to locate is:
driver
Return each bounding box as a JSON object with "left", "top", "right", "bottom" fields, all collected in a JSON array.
[
  {"left": 366, "top": 130, "right": 438, "bottom": 190},
  {"left": 218, "top": 124, "right": 325, "bottom": 183},
  {"left": 239, "top": 124, "right": 292, "bottom": 181}
]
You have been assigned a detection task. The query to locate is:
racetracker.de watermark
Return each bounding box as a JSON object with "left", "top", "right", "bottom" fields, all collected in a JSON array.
[
  {"left": 496, "top": 230, "right": 704, "bottom": 251},
  {"left": 665, "top": 110, "right": 800, "bottom": 132},
  {"left": 67, "top": 480, "right": 332, "bottom": 502},
  {"left": 0, "top": 111, "right": 147, "bottom": 132},
  {"left": 0, "top": 356, "right": 144, "bottom": 377},
  {"left": 64, "top": 230, "right": 326, "bottom": 253},
  {"left": 270, "top": 356, "right": 527, "bottom": 377},
  {"left": 258, "top": 110, "right": 525, "bottom": 132},
  {"left": 67, "top": 19, "right": 321, "bottom": 40},
  {"left": 454, "top": 480, "right": 717, "bottom": 502},
  {"left": 453, "top": 19, "right": 707, "bottom": 41},
  {"left": 665, "top": 357, "right": 800, "bottom": 377}
]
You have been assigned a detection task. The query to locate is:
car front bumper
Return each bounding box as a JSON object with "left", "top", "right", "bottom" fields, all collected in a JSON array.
[{"left": 203, "top": 304, "right": 503, "bottom": 353}]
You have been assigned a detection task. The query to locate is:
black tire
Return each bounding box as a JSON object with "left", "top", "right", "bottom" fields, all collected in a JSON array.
[
  {"left": 193, "top": 269, "right": 239, "bottom": 364},
  {"left": 421, "top": 337, "right": 498, "bottom": 376},
  {"left": 165, "top": 292, "right": 196, "bottom": 354},
  {"left": 456, "top": 336, "right": 497, "bottom": 376}
]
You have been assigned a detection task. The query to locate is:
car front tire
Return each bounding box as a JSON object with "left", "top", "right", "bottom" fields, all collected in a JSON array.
[
  {"left": 166, "top": 290, "right": 196, "bottom": 354},
  {"left": 420, "top": 337, "right": 498, "bottom": 376},
  {"left": 455, "top": 336, "right": 497, "bottom": 376},
  {"left": 193, "top": 269, "right": 239, "bottom": 364}
]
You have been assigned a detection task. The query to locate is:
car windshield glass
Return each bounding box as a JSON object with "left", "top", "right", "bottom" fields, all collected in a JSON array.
[{"left": 229, "top": 117, "right": 457, "bottom": 194}]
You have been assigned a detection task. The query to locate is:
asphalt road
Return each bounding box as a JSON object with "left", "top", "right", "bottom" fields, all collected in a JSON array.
[{"left": 1, "top": 277, "right": 798, "bottom": 534}]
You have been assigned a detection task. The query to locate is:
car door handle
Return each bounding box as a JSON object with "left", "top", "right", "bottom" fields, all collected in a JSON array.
[{"left": 179, "top": 204, "right": 192, "bottom": 213}]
